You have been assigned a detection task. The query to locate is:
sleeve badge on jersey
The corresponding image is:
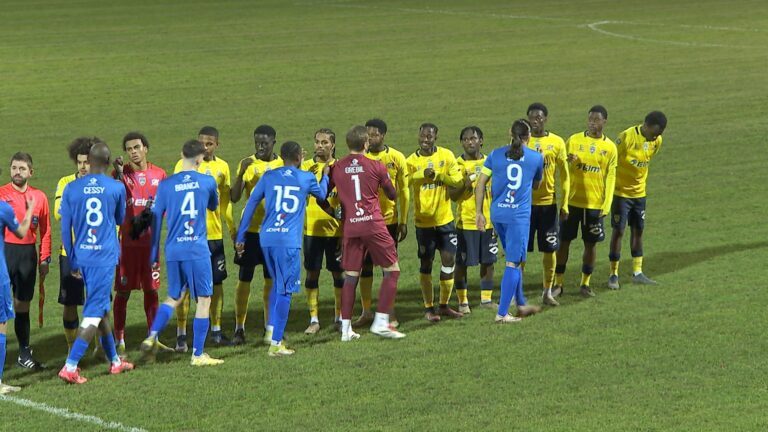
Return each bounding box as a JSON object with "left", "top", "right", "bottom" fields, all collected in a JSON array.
[{"left": 601, "top": 150, "right": 608, "bottom": 156}]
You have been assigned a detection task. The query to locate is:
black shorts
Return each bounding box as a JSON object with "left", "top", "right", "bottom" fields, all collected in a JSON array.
[
  {"left": 560, "top": 206, "right": 605, "bottom": 243},
  {"left": 416, "top": 222, "right": 458, "bottom": 260},
  {"left": 5, "top": 243, "right": 37, "bottom": 302},
  {"left": 363, "top": 224, "right": 398, "bottom": 266},
  {"left": 456, "top": 228, "right": 498, "bottom": 266},
  {"left": 209, "top": 239, "right": 228, "bottom": 284},
  {"left": 58, "top": 254, "right": 85, "bottom": 306},
  {"left": 303, "top": 235, "right": 342, "bottom": 273},
  {"left": 234, "top": 232, "right": 264, "bottom": 268},
  {"left": 611, "top": 196, "right": 646, "bottom": 231},
  {"left": 528, "top": 204, "right": 560, "bottom": 253}
]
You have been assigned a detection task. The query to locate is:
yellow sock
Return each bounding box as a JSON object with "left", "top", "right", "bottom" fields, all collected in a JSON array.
[
  {"left": 610, "top": 261, "right": 620, "bottom": 276},
  {"left": 632, "top": 257, "right": 643, "bottom": 275},
  {"left": 542, "top": 252, "right": 556, "bottom": 289},
  {"left": 360, "top": 276, "right": 373, "bottom": 311},
  {"left": 555, "top": 272, "right": 564, "bottom": 287},
  {"left": 580, "top": 272, "right": 592, "bottom": 287},
  {"left": 263, "top": 278, "right": 273, "bottom": 326},
  {"left": 210, "top": 284, "right": 223, "bottom": 328},
  {"left": 307, "top": 288, "right": 319, "bottom": 320},
  {"left": 520, "top": 262, "right": 526, "bottom": 272},
  {"left": 177, "top": 290, "right": 190, "bottom": 331},
  {"left": 334, "top": 287, "right": 342, "bottom": 319},
  {"left": 235, "top": 280, "right": 251, "bottom": 327},
  {"left": 439, "top": 279, "right": 454, "bottom": 305},
  {"left": 420, "top": 273, "right": 433, "bottom": 308},
  {"left": 64, "top": 328, "right": 77, "bottom": 351},
  {"left": 480, "top": 290, "right": 492, "bottom": 303},
  {"left": 456, "top": 289, "right": 468, "bottom": 305}
]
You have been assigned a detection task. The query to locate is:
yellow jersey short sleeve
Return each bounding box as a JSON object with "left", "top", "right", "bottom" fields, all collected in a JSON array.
[
  {"left": 242, "top": 156, "right": 284, "bottom": 233},
  {"left": 527, "top": 132, "right": 567, "bottom": 206},
  {"left": 614, "top": 125, "right": 662, "bottom": 199},
  {"left": 55, "top": 174, "right": 77, "bottom": 256},
  {"left": 406, "top": 146, "right": 460, "bottom": 228},
  {"left": 566, "top": 132, "right": 617, "bottom": 210},
  {"left": 365, "top": 147, "right": 408, "bottom": 226},
  {"left": 455, "top": 156, "right": 491, "bottom": 230},
  {"left": 302, "top": 159, "right": 341, "bottom": 237}
]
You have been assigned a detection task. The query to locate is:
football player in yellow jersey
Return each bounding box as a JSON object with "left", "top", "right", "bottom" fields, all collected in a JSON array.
[
  {"left": 607, "top": 111, "right": 667, "bottom": 289},
  {"left": 554, "top": 105, "right": 617, "bottom": 298},
  {"left": 301, "top": 128, "right": 344, "bottom": 335},
  {"left": 525, "top": 103, "right": 570, "bottom": 306},
  {"left": 174, "top": 127, "right": 236, "bottom": 350},
  {"left": 406, "top": 123, "right": 464, "bottom": 322},
  {"left": 353, "top": 119, "right": 409, "bottom": 329},
  {"left": 230, "top": 125, "right": 283, "bottom": 344},
  {"left": 54, "top": 138, "right": 92, "bottom": 350},
  {"left": 448, "top": 126, "right": 498, "bottom": 314}
]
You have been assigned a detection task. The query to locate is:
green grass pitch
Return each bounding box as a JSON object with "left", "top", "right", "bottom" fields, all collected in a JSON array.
[{"left": 1, "top": 0, "right": 767, "bottom": 431}]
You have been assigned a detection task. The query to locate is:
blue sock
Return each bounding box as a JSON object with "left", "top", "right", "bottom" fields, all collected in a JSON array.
[
  {"left": 267, "top": 283, "right": 278, "bottom": 328},
  {"left": 514, "top": 267, "right": 527, "bottom": 306},
  {"left": 66, "top": 337, "right": 90, "bottom": 368},
  {"left": 192, "top": 318, "right": 209, "bottom": 357},
  {"left": 497, "top": 266, "right": 521, "bottom": 317},
  {"left": 271, "top": 292, "right": 292, "bottom": 343},
  {"left": 150, "top": 304, "right": 174, "bottom": 336},
  {"left": 0, "top": 334, "right": 6, "bottom": 381},
  {"left": 100, "top": 333, "right": 119, "bottom": 363}
]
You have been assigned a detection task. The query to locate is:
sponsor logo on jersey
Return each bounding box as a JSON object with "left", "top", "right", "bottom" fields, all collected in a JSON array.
[
  {"left": 151, "top": 179, "right": 160, "bottom": 186},
  {"left": 576, "top": 163, "right": 601, "bottom": 173}
]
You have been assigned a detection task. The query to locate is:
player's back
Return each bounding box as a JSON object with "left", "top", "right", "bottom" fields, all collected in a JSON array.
[
  {"left": 485, "top": 147, "right": 543, "bottom": 222},
  {"left": 62, "top": 174, "right": 125, "bottom": 267},
  {"left": 331, "top": 155, "right": 393, "bottom": 238},
  {"left": 154, "top": 171, "right": 217, "bottom": 262}
]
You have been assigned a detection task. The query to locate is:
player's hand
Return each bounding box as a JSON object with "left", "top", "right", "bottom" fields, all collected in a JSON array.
[
  {"left": 559, "top": 208, "right": 569, "bottom": 222},
  {"left": 235, "top": 242, "right": 245, "bottom": 257},
  {"left": 476, "top": 213, "right": 487, "bottom": 232},
  {"left": 71, "top": 269, "right": 82, "bottom": 279},
  {"left": 113, "top": 156, "right": 124, "bottom": 172},
  {"left": 397, "top": 224, "right": 408, "bottom": 242},
  {"left": 25, "top": 196, "right": 37, "bottom": 211},
  {"left": 424, "top": 168, "right": 436, "bottom": 179},
  {"left": 151, "top": 262, "right": 160, "bottom": 272},
  {"left": 566, "top": 153, "right": 579, "bottom": 164},
  {"left": 230, "top": 232, "right": 237, "bottom": 243},
  {"left": 308, "top": 164, "right": 319, "bottom": 174},
  {"left": 39, "top": 261, "right": 49, "bottom": 277},
  {"left": 238, "top": 158, "right": 254, "bottom": 176},
  {"left": 322, "top": 164, "right": 331, "bottom": 177}
]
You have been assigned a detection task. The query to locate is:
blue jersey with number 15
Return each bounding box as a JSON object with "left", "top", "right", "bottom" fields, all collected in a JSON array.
[
  {"left": 482, "top": 146, "right": 543, "bottom": 223},
  {"left": 151, "top": 170, "right": 218, "bottom": 263}
]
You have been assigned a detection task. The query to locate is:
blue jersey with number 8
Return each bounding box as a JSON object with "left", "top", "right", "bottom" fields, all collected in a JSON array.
[{"left": 482, "top": 146, "right": 543, "bottom": 223}]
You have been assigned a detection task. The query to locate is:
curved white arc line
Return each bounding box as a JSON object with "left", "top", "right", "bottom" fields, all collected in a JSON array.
[{"left": 585, "top": 20, "right": 749, "bottom": 48}]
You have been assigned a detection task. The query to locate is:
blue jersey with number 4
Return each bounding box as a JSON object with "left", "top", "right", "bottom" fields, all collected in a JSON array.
[
  {"left": 482, "top": 147, "right": 543, "bottom": 223},
  {"left": 236, "top": 166, "right": 327, "bottom": 249},
  {"left": 60, "top": 174, "right": 126, "bottom": 269},
  {"left": 151, "top": 170, "right": 218, "bottom": 263}
]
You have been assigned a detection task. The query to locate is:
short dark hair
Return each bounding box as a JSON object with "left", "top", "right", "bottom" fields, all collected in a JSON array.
[
  {"left": 365, "top": 118, "right": 387, "bottom": 135},
  {"left": 182, "top": 140, "right": 205, "bottom": 159},
  {"left": 644, "top": 111, "right": 667, "bottom": 130},
  {"left": 10, "top": 152, "right": 33, "bottom": 168},
  {"left": 280, "top": 141, "right": 303, "bottom": 163},
  {"left": 346, "top": 125, "right": 369, "bottom": 152},
  {"left": 527, "top": 102, "right": 548, "bottom": 117},
  {"left": 253, "top": 125, "right": 276, "bottom": 139},
  {"left": 459, "top": 126, "right": 484, "bottom": 141},
  {"left": 68, "top": 137, "right": 101, "bottom": 162},
  {"left": 122, "top": 132, "right": 149, "bottom": 151},
  {"left": 198, "top": 126, "right": 219, "bottom": 138},
  {"left": 314, "top": 128, "right": 336, "bottom": 144},
  {"left": 419, "top": 122, "right": 438, "bottom": 134},
  {"left": 589, "top": 105, "right": 608, "bottom": 120}
]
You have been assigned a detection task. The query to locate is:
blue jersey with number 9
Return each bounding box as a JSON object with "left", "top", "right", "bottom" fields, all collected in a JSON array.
[{"left": 482, "top": 146, "right": 543, "bottom": 223}]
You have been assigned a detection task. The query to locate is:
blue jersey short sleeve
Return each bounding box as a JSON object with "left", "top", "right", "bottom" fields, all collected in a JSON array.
[
  {"left": 156, "top": 171, "right": 214, "bottom": 262},
  {"left": 488, "top": 147, "right": 544, "bottom": 223},
  {"left": 0, "top": 202, "right": 19, "bottom": 285},
  {"left": 258, "top": 167, "right": 315, "bottom": 249}
]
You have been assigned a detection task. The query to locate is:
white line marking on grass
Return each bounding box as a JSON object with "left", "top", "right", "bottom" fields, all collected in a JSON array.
[
  {"left": 585, "top": 20, "right": 750, "bottom": 48},
  {"left": 0, "top": 395, "right": 148, "bottom": 432}
]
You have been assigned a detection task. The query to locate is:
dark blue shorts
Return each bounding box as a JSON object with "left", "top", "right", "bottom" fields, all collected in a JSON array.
[
  {"left": 58, "top": 254, "right": 85, "bottom": 306},
  {"left": 456, "top": 228, "right": 498, "bottom": 266},
  {"left": 528, "top": 204, "right": 560, "bottom": 253},
  {"left": 416, "top": 222, "right": 458, "bottom": 260},
  {"left": 560, "top": 206, "right": 605, "bottom": 243},
  {"left": 303, "top": 236, "right": 342, "bottom": 273},
  {"left": 208, "top": 239, "right": 227, "bottom": 284},
  {"left": 611, "top": 196, "right": 646, "bottom": 231}
]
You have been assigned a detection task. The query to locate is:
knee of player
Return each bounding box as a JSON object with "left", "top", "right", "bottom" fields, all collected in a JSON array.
[
  {"left": 383, "top": 262, "right": 400, "bottom": 272},
  {"left": 440, "top": 264, "right": 455, "bottom": 275}
]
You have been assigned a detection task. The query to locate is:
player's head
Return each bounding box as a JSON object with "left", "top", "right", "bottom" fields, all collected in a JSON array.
[
  {"left": 314, "top": 128, "right": 336, "bottom": 160},
  {"left": 587, "top": 105, "right": 608, "bottom": 136},
  {"left": 507, "top": 119, "right": 531, "bottom": 161},
  {"left": 253, "top": 125, "right": 277, "bottom": 161},
  {"left": 527, "top": 102, "right": 549, "bottom": 135},
  {"left": 365, "top": 118, "right": 387, "bottom": 151},
  {"left": 460, "top": 126, "right": 484, "bottom": 157},
  {"left": 346, "top": 125, "right": 369, "bottom": 153},
  {"left": 280, "top": 141, "right": 304, "bottom": 167},
  {"left": 122, "top": 132, "right": 150, "bottom": 166},
  {"left": 68, "top": 137, "right": 97, "bottom": 177},
  {"left": 9, "top": 152, "right": 33, "bottom": 187},
  {"left": 88, "top": 140, "right": 112, "bottom": 173},
  {"left": 642, "top": 111, "right": 667, "bottom": 141},
  {"left": 198, "top": 126, "right": 220, "bottom": 161},
  {"left": 182, "top": 139, "right": 206, "bottom": 168},
  {"left": 418, "top": 123, "right": 439, "bottom": 154}
]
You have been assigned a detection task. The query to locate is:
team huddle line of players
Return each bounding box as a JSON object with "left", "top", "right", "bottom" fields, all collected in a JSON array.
[{"left": 0, "top": 103, "right": 666, "bottom": 390}]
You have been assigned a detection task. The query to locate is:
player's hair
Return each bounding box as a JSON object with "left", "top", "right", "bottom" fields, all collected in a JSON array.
[
  {"left": 280, "top": 141, "right": 303, "bottom": 162},
  {"left": 89, "top": 141, "right": 111, "bottom": 166},
  {"left": 315, "top": 128, "right": 336, "bottom": 158},
  {"left": 644, "top": 111, "right": 667, "bottom": 130},
  {"left": 459, "top": 126, "right": 484, "bottom": 141},
  {"left": 527, "top": 102, "right": 548, "bottom": 117},
  {"left": 365, "top": 118, "right": 387, "bottom": 135},
  {"left": 419, "top": 122, "right": 439, "bottom": 134},
  {"left": 198, "top": 126, "right": 219, "bottom": 138},
  {"left": 589, "top": 105, "right": 608, "bottom": 120},
  {"left": 182, "top": 139, "right": 205, "bottom": 159},
  {"left": 253, "top": 125, "right": 276, "bottom": 139},
  {"left": 346, "top": 125, "right": 369, "bottom": 151},
  {"left": 122, "top": 131, "right": 149, "bottom": 151},
  {"left": 10, "top": 152, "right": 33, "bottom": 168},
  {"left": 507, "top": 119, "right": 531, "bottom": 161},
  {"left": 67, "top": 137, "right": 101, "bottom": 162}
]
